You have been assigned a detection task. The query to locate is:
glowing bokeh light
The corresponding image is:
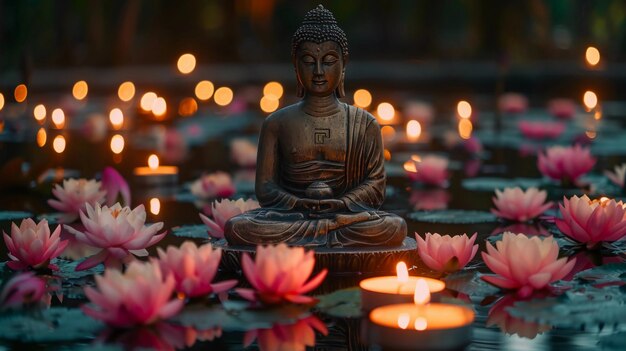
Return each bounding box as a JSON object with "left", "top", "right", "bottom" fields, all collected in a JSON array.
[
  {"left": 381, "top": 125, "right": 396, "bottom": 140},
  {"left": 583, "top": 91, "right": 598, "bottom": 110},
  {"left": 458, "top": 119, "right": 473, "bottom": 139},
  {"left": 353, "top": 89, "right": 372, "bottom": 108},
  {"left": 118, "top": 81, "right": 136, "bottom": 102},
  {"left": 457, "top": 100, "right": 472, "bottom": 119},
  {"left": 377, "top": 102, "right": 395, "bottom": 121},
  {"left": 149, "top": 198, "right": 161, "bottom": 215},
  {"left": 72, "top": 80, "right": 88, "bottom": 100},
  {"left": 51, "top": 108, "right": 66, "bottom": 129},
  {"left": 0, "top": 93, "right": 4, "bottom": 110},
  {"left": 110, "top": 134, "right": 125, "bottom": 154},
  {"left": 195, "top": 80, "right": 215, "bottom": 101},
  {"left": 406, "top": 120, "right": 422, "bottom": 141},
  {"left": 53, "top": 135, "right": 66, "bottom": 153},
  {"left": 178, "top": 97, "right": 198, "bottom": 117},
  {"left": 177, "top": 53, "right": 196, "bottom": 74},
  {"left": 384, "top": 149, "right": 392, "bottom": 161},
  {"left": 109, "top": 108, "right": 124, "bottom": 130},
  {"left": 152, "top": 97, "right": 167, "bottom": 117},
  {"left": 260, "top": 96, "right": 279, "bottom": 113},
  {"left": 14, "top": 84, "right": 27, "bottom": 103},
  {"left": 140, "top": 92, "right": 158, "bottom": 111},
  {"left": 586, "top": 46, "right": 600, "bottom": 66},
  {"left": 263, "top": 81, "right": 284, "bottom": 99},
  {"left": 34, "top": 104, "right": 47, "bottom": 123},
  {"left": 148, "top": 154, "right": 159, "bottom": 169},
  {"left": 403, "top": 160, "right": 417, "bottom": 173},
  {"left": 214, "top": 87, "right": 233, "bottom": 106},
  {"left": 36, "top": 128, "right": 47, "bottom": 147}
]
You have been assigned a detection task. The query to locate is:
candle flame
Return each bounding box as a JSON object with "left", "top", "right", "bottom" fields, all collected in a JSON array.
[
  {"left": 414, "top": 317, "right": 428, "bottom": 331},
  {"left": 397, "top": 313, "right": 410, "bottom": 329},
  {"left": 72, "top": 80, "right": 88, "bottom": 100},
  {"left": 583, "top": 91, "right": 598, "bottom": 111},
  {"left": 177, "top": 53, "right": 196, "bottom": 74},
  {"left": 413, "top": 278, "right": 431, "bottom": 305},
  {"left": 34, "top": 104, "right": 47, "bottom": 123},
  {"left": 377, "top": 102, "right": 395, "bottom": 121},
  {"left": 586, "top": 46, "right": 600, "bottom": 67},
  {"left": 53, "top": 135, "right": 66, "bottom": 153},
  {"left": 396, "top": 262, "right": 409, "bottom": 283},
  {"left": 148, "top": 154, "right": 159, "bottom": 169},
  {"left": 110, "top": 135, "right": 125, "bottom": 154},
  {"left": 406, "top": 120, "right": 421, "bottom": 140},
  {"left": 152, "top": 97, "right": 167, "bottom": 118},
  {"left": 457, "top": 100, "right": 472, "bottom": 119},
  {"left": 51, "top": 108, "right": 66, "bottom": 129},
  {"left": 150, "top": 198, "right": 161, "bottom": 215},
  {"left": 109, "top": 108, "right": 124, "bottom": 130}
]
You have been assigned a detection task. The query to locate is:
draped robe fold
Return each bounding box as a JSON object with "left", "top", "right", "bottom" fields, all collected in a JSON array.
[{"left": 225, "top": 104, "right": 406, "bottom": 247}]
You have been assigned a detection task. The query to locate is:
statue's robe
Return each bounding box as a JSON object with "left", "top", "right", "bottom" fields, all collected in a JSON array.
[{"left": 225, "top": 103, "right": 406, "bottom": 247}]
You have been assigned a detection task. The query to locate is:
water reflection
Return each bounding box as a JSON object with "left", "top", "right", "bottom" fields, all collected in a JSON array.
[
  {"left": 243, "top": 315, "right": 328, "bottom": 351},
  {"left": 409, "top": 188, "right": 451, "bottom": 210},
  {"left": 486, "top": 294, "right": 552, "bottom": 339},
  {"left": 491, "top": 223, "right": 550, "bottom": 237},
  {"left": 96, "top": 323, "right": 221, "bottom": 351}
]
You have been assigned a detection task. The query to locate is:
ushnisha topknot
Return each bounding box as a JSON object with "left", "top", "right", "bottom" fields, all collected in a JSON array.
[{"left": 292, "top": 4, "right": 349, "bottom": 61}]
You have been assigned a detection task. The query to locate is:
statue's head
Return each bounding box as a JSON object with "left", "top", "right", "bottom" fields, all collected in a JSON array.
[{"left": 292, "top": 5, "right": 349, "bottom": 98}]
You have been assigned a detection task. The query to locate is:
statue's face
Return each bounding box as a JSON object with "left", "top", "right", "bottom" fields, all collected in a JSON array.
[{"left": 295, "top": 41, "right": 344, "bottom": 97}]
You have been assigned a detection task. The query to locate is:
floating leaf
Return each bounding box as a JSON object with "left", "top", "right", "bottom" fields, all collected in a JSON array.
[
  {"left": 462, "top": 177, "right": 541, "bottom": 192},
  {"left": 315, "top": 287, "right": 361, "bottom": 318},
  {"left": 0, "top": 308, "right": 104, "bottom": 342},
  {"left": 0, "top": 211, "right": 32, "bottom": 221},
  {"left": 408, "top": 210, "right": 497, "bottom": 224},
  {"left": 574, "top": 262, "right": 626, "bottom": 286},
  {"left": 171, "top": 224, "right": 209, "bottom": 239},
  {"left": 445, "top": 270, "right": 500, "bottom": 299}
]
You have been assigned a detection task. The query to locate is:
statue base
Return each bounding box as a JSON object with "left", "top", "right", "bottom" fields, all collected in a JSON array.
[{"left": 216, "top": 237, "right": 417, "bottom": 274}]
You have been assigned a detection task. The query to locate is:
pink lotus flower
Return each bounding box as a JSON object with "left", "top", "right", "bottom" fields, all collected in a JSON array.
[
  {"left": 518, "top": 120, "right": 565, "bottom": 140},
  {"left": 83, "top": 261, "right": 183, "bottom": 328},
  {"left": 487, "top": 294, "right": 551, "bottom": 339},
  {"left": 231, "top": 138, "right": 258, "bottom": 168},
  {"left": 3, "top": 218, "right": 68, "bottom": 271},
  {"left": 157, "top": 241, "right": 237, "bottom": 298},
  {"left": 48, "top": 178, "right": 107, "bottom": 223},
  {"left": 556, "top": 195, "right": 626, "bottom": 249},
  {"left": 491, "top": 187, "right": 553, "bottom": 222},
  {"left": 537, "top": 145, "right": 595, "bottom": 185},
  {"left": 243, "top": 315, "right": 328, "bottom": 351},
  {"left": 199, "top": 198, "right": 260, "bottom": 239},
  {"left": 407, "top": 155, "right": 449, "bottom": 187},
  {"left": 605, "top": 163, "right": 626, "bottom": 188},
  {"left": 64, "top": 203, "right": 166, "bottom": 270},
  {"left": 0, "top": 272, "right": 47, "bottom": 310},
  {"left": 415, "top": 233, "right": 478, "bottom": 273},
  {"left": 190, "top": 171, "right": 236, "bottom": 199},
  {"left": 237, "top": 244, "right": 327, "bottom": 305},
  {"left": 499, "top": 93, "right": 528, "bottom": 114},
  {"left": 102, "top": 167, "right": 131, "bottom": 206},
  {"left": 548, "top": 98, "right": 576, "bottom": 119},
  {"left": 481, "top": 232, "right": 576, "bottom": 298}
]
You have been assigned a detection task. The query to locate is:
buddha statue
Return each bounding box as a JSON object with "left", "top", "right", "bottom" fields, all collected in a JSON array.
[{"left": 225, "top": 5, "right": 407, "bottom": 248}]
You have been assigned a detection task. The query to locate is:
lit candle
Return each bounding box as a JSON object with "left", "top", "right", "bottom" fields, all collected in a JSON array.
[
  {"left": 359, "top": 262, "right": 445, "bottom": 311},
  {"left": 368, "top": 279, "right": 475, "bottom": 350},
  {"left": 406, "top": 120, "right": 422, "bottom": 141},
  {"left": 133, "top": 154, "right": 178, "bottom": 186}
]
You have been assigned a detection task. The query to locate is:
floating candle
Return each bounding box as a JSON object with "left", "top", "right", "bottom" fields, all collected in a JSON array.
[
  {"left": 359, "top": 262, "right": 445, "bottom": 311},
  {"left": 133, "top": 154, "right": 178, "bottom": 186},
  {"left": 368, "top": 279, "right": 475, "bottom": 350}
]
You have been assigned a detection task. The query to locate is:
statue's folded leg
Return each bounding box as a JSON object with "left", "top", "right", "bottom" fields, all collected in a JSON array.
[{"left": 329, "top": 212, "right": 407, "bottom": 248}]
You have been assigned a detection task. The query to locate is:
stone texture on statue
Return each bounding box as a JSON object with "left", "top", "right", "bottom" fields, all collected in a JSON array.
[{"left": 224, "top": 4, "right": 407, "bottom": 248}]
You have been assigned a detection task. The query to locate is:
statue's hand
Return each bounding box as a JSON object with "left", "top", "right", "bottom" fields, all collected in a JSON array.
[
  {"left": 317, "top": 199, "right": 347, "bottom": 213},
  {"left": 295, "top": 198, "right": 319, "bottom": 211}
]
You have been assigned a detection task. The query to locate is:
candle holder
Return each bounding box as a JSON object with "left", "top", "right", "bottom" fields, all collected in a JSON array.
[{"left": 359, "top": 276, "right": 445, "bottom": 311}]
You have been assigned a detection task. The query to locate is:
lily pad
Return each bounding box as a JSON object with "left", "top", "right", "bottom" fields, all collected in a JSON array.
[
  {"left": 315, "top": 287, "right": 361, "bottom": 318},
  {"left": 0, "top": 307, "right": 104, "bottom": 342},
  {"left": 0, "top": 211, "right": 32, "bottom": 221},
  {"left": 462, "top": 177, "right": 542, "bottom": 192},
  {"left": 173, "top": 303, "right": 311, "bottom": 331},
  {"left": 171, "top": 225, "right": 209, "bottom": 239},
  {"left": 444, "top": 270, "right": 500, "bottom": 299},
  {"left": 574, "top": 263, "right": 626, "bottom": 286},
  {"left": 408, "top": 210, "right": 497, "bottom": 224}
]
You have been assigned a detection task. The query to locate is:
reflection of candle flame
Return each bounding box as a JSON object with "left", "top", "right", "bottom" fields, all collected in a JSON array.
[
  {"left": 594, "top": 110, "right": 602, "bottom": 120},
  {"left": 403, "top": 160, "right": 417, "bottom": 173},
  {"left": 413, "top": 278, "right": 430, "bottom": 305},
  {"left": 414, "top": 317, "right": 428, "bottom": 331},
  {"left": 585, "top": 130, "right": 596, "bottom": 139},
  {"left": 397, "top": 313, "right": 410, "bottom": 329},
  {"left": 583, "top": 91, "right": 598, "bottom": 111},
  {"left": 457, "top": 100, "right": 472, "bottom": 119},
  {"left": 109, "top": 108, "right": 124, "bottom": 130},
  {"left": 406, "top": 120, "right": 421, "bottom": 141},
  {"left": 458, "top": 119, "right": 473, "bottom": 139},
  {"left": 53, "top": 135, "right": 66, "bottom": 153},
  {"left": 150, "top": 198, "right": 161, "bottom": 215},
  {"left": 585, "top": 46, "right": 600, "bottom": 67},
  {"left": 148, "top": 154, "right": 159, "bottom": 169},
  {"left": 396, "top": 262, "right": 409, "bottom": 283},
  {"left": 377, "top": 102, "right": 395, "bottom": 122}
]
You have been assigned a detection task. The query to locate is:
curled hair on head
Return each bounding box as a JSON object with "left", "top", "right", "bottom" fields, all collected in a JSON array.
[{"left": 291, "top": 5, "right": 349, "bottom": 63}]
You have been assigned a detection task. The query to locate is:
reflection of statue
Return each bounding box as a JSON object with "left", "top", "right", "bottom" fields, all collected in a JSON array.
[{"left": 225, "top": 5, "right": 406, "bottom": 248}]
